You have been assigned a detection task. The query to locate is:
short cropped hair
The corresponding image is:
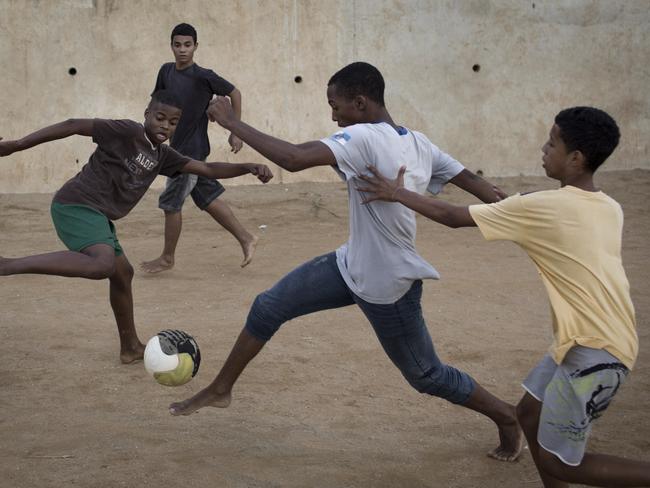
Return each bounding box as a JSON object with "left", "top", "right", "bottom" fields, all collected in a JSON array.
[
  {"left": 555, "top": 106, "right": 620, "bottom": 172},
  {"left": 150, "top": 89, "right": 183, "bottom": 110},
  {"left": 171, "top": 23, "right": 197, "bottom": 43},
  {"left": 328, "top": 62, "right": 385, "bottom": 106}
]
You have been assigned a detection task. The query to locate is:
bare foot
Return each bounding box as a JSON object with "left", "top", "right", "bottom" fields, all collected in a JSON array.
[
  {"left": 487, "top": 416, "right": 525, "bottom": 462},
  {"left": 169, "top": 388, "right": 232, "bottom": 416},
  {"left": 240, "top": 235, "right": 258, "bottom": 268},
  {"left": 140, "top": 256, "right": 174, "bottom": 274},
  {"left": 120, "top": 343, "right": 145, "bottom": 364}
]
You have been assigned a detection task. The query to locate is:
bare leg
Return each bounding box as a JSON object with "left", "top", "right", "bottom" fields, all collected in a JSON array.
[
  {"left": 110, "top": 254, "right": 145, "bottom": 364},
  {"left": 169, "top": 328, "right": 265, "bottom": 415},
  {"left": 1, "top": 244, "right": 144, "bottom": 364},
  {"left": 140, "top": 210, "right": 181, "bottom": 273},
  {"left": 517, "top": 393, "right": 569, "bottom": 487},
  {"left": 462, "top": 383, "right": 524, "bottom": 462},
  {"left": 518, "top": 392, "right": 650, "bottom": 486},
  {"left": 205, "top": 199, "right": 258, "bottom": 268},
  {"left": 0, "top": 243, "right": 116, "bottom": 278},
  {"left": 542, "top": 450, "right": 650, "bottom": 487}
]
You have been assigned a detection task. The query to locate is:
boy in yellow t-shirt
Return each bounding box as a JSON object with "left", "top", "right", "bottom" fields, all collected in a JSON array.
[{"left": 357, "top": 106, "right": 649, "bottom": 486}]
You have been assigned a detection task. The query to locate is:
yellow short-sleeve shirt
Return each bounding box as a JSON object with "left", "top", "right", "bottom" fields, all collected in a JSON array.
[{"left": 469, "top": 186, "right": 638, "bottom": 369}]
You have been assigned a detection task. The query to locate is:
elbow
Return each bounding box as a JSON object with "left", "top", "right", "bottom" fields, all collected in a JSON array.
[
  {"left": 442, "top": 208, "right": 466, "bottom": 228},
  {"left": 62, "top": 118, "right": 78, "bottom": 130},
  {"left": 445, "top": 214, "right": 464, "bottom": 228},
  {"left": 283, "top": 162, "right": 301, "bottom": 173},
  {"left": 64, "top": 118, "right": 84, "bottom": 126},
  {"left": 62, "top": 118, "right": 85, "bottom": 136},
  {"left": 277, "top": 151, "right": 303, "bottom": 172}
]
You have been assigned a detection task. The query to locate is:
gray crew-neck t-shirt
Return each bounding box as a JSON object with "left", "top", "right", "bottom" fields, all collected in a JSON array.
[{"left": 320, "top": 122, "right": 464, "bottom": 304}]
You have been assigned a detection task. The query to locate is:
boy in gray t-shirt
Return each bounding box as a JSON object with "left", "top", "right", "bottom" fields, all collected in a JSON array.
[
  {"left": 0, "top": 89, "right": 272, "bottom": 365},
  {"left": 168, "top": 62, "right": 523, "bottom": 464}
]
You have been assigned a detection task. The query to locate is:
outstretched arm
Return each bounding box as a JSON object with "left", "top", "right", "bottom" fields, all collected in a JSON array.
[
  {"left": 357, "top": 165, "right": 476, "bottom": 228},
  {"left": 449, "top": 169, "right": 507, "bottom": 203},
  {"left": 226, "top": 88, "right": 244, "bottom": 153},
  {"left": 0, "top": 119, "right": 94, "bottom": 156},
  {"left": 206, "top": 96, "right": 336, "bottom": 172},
  {"left": 182, "top": 160, "right": 273, "bottom": 184}
]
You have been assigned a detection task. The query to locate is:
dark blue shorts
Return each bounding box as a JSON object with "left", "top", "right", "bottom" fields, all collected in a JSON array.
[{"left": 158, "top": 173, "right": 225, "bottom": 212}]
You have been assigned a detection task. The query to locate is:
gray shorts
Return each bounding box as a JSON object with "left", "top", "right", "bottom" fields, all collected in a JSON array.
[
  {"left": 158, "top": 173, "right": 225, "bottom": 212},
  {"left": 523, "top": 346, "right": 629, "bottom": 466}
]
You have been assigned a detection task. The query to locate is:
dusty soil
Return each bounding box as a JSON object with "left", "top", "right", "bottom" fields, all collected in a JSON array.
[{"left": 1, "top": 170, "right": 648, "bottom": 488}]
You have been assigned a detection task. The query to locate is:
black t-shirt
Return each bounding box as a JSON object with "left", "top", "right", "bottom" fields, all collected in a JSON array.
[
  {"left": 154, "top": 62, "right": 235, "bottom": 160},
  {"left": 54, "top": 119, "right": 190, "bottom": 220}
]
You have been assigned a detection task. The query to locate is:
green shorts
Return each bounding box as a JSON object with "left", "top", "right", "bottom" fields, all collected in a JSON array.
[{"left": 50, "top": 202, "right": 123, "bottom": 256}]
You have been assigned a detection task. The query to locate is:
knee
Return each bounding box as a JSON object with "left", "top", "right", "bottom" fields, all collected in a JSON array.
[
  {"left": 86, "top": 257, "right": 116, "bottom": 280},
  {"left": 405, "top": 363, "right": 471, "bottom": 404},
  {"left": 405, "top": 363, "right": 444, "bottom": 393},
  {"left": 538, "top": 448, "right": 574, "bottom": 481},
  {"left": 516, "top": 397, "right": 539, "bottom": 433},
  {"left": 111, "top": 259, "right": 134, "bottom": 284},
  {"left": 120, "top": 260, "right": 135, "bottom": 281},
  {"left": 245, "top": 292, "right": 286, "bottom": 341}
]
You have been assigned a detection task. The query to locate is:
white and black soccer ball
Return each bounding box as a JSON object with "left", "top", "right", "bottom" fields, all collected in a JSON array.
[{"left": 144, "top": 330, "right": 201, "bottom": 386}]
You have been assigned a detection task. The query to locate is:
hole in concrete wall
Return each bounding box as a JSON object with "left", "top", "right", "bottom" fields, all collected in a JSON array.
[
  {"left": 294, "top": 75, "right": 303, "bottom": 83},
  {"left": 472, "top": 64, "right": 481, "bottom": 73},
  {"left": 476, "top": 169, "right": 484, "bottom": 176},
  {"left": 532, "top": 3, "right": 535, "bottom": 8},
  {"left": 68, "top": 67, "right": 77, "bottom": 76}
]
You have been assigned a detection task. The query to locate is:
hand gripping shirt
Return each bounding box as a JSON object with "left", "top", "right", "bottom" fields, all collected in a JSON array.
[
  {"left": 54, "top": 119, "right": 191, "bottom": 220},
  {"left": 321, "top": 122, "right": 464, "bottom": 304},
  {"left": 469, "top": 187, "right": 638, "bottom": 369}
]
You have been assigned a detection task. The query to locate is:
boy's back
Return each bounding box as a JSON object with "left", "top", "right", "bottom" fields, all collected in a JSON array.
[{"left": 469, "top": 186, "right": 638, "bottom": 369}]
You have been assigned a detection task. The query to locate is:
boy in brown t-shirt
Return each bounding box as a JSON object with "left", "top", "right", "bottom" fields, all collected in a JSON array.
[{"left": 0, "top": 89, "right": 272, "bottom": 364}]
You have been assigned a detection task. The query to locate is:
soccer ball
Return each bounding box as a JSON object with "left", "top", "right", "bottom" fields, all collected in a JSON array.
[{"left": 144, "top": 330, "right": 201, "bottom": 386}]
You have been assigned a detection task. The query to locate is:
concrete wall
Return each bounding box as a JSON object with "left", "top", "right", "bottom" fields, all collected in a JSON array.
[{"left": 1, "top": 0, "right": 648, "bottom": 193}]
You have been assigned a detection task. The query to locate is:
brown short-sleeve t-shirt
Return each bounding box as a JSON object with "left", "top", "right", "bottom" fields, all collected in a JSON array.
[{"left": 54, "top": 119, "right": 190, "bottom": 220}]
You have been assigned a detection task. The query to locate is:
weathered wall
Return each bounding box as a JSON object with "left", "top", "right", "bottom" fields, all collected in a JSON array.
[{"left": 1, "top": 0, "right": 648, "bottom": 193}]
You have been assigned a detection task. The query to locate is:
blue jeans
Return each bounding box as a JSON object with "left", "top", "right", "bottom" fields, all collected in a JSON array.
[{"left": 245, "top": 252, "right": 476, "bottom": 404}]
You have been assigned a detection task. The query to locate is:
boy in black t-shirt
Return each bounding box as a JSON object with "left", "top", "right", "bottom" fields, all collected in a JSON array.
[
  {"left": 141, "top": 23, "right": 257, "bottom": 274},
  {"left": 0, "top": 90, "right": 272, "bottom": 364}
]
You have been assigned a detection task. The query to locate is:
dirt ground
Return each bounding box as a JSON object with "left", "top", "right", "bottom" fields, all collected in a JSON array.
[{"left": 1, "top": 170, "right": 648, "bottom": 488}]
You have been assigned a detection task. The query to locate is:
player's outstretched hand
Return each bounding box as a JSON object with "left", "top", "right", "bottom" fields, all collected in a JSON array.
[
  {"left": 0, "top": 138, "right": 20, "bottom": 157},
  {"left": 207, "top": 96, "right": 237, "bottom": 127},
  {"left": 229, "top": 133, "right": 243, "bottom": 153},
  {"left": 246, "top": 163, "right": 273, "bottom": 183},
  {"left": 356, "top": 164, "right": 406, "bottom": 203}
]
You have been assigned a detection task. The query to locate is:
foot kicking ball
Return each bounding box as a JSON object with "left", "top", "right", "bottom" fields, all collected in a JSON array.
[{"left": 144, "top": 330, "right": 201, "bottom": 386}]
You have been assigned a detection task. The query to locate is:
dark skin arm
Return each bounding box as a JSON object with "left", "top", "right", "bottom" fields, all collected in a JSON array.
[
  {"left": 0, "top": 119, "right": 273, "bottom": 184},
  {"left": 357, "top": 165, "right": 478, "bottom": 228},
  {"left": 0, "top": 119, "right": 94, "bottom": 156},
  {"left": 226, "top": 87, "right": 244, "bottom": 153},
  {"left": 206, "top": 96, "right": 336, "bottom": 172},
  {"left": 181, "top": 159, "right": 273, "bottom": 183},
  {"left": 449, "top": 168, "right": 508, "bottom": 203}
]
